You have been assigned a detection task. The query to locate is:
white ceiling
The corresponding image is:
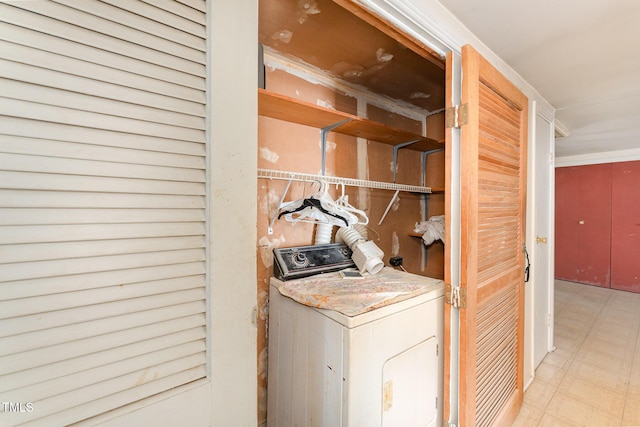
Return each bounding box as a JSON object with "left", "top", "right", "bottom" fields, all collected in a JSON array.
[{"left": 437, "top": 0, "right": 640, "bottom": 158}]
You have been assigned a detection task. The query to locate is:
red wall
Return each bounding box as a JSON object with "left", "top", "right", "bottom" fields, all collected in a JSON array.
[
  {"left": 555, "top": 164, "right": 612, "bottom": 287},
  {"left": 555, "top": 160, "right": 640, "bottom": 293},
  {"left": 611, "top": 161, "right": 640, "bottom": 293}
]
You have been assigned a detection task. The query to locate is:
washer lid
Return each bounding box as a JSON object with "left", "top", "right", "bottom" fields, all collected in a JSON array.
[{"left": 272, "top": 267, "right": 442, "bottom": 317}]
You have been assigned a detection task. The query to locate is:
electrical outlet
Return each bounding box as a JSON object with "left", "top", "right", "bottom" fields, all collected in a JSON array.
[{"left": 389, "top": 256, "right": 403, "bottom": 266}]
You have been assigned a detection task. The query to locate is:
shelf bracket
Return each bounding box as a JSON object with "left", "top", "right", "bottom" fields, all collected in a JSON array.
[
  {"left": 392, "top": 139, "right": 421, "bottom": 183},
  {"left": 320, "top": 119, "right": 351, "bottom": 176},
  {"left": 380, "top": 140, "right": 427, "bottom": 226},
  {"left": 421, "top": 148, "right": 445, "bottom": 186}
]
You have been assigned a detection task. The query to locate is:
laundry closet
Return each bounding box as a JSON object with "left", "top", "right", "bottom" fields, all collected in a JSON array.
[{"left": 255, "top": 0, "right": 448, "bottom": 423}]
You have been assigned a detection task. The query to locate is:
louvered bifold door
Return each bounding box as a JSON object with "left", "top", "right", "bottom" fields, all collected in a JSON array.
[
  {"left": 453, "top": 45, "right": 528, "bottom": 427},
  {"left": 0, "top": 1, "right": 207, "bottom": 425}
]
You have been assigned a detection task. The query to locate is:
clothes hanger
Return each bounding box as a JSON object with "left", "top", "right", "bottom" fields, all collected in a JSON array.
[
  {"left": 334, "top": 183, "right": 369, "bottom": 225},
  {"left": 278, "top": 197, "right": 350, "bottom": 226},
  {"left": 277, "top": 180, "right": 358, "bottom": 227}
]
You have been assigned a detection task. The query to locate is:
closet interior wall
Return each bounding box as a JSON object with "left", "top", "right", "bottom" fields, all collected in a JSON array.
[{"left": 255, "top": 0, "right": 446, "bottom": 423}]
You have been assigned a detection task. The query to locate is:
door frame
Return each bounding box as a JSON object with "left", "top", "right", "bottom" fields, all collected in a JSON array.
[
  {"left": 444, "top": 48, "right": 463, "bottom": 427},
  {"left": 336, "top": 1, "right": 557, "bottom": 425},
  {"left": 525, "top": 105, "right": 555, "bottom": 381}
]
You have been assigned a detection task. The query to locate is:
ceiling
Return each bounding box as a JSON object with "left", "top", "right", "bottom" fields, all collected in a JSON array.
[{"left": 438, "top": 0, "right": 640, "bottom": 158}]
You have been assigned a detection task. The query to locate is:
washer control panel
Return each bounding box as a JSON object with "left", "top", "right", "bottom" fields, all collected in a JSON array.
[{"left": 273, "top": 243, "right": 355, "bottom": 281}]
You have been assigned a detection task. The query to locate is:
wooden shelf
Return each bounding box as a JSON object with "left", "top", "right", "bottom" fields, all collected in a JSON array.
[{"left": 258, "top": 89, "right": 443, "bottom": 151}]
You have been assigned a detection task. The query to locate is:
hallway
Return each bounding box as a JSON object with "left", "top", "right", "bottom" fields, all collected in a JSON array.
[{"left": 513, "top": 280, "right": 640, "bottom": 426}]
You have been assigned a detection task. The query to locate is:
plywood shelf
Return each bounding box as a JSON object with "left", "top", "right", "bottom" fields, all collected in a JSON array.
[{"left": 258, "top": 89, "right": 443, "bottom": 151}]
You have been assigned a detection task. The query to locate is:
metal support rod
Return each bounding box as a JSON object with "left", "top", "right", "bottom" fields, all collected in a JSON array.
[
  {"left": 320, "top": 119, "right": 351, "bottom": 176},
  {"left": 268, "top": 175, "right": 294, "bottom": 234},
  {"left": 378, "top": 189, "right": 400, "bottom": 226},
  {"left": 420, "top": 148, "right": 442, "bottom": 268},
  {"left": 423, "top": 193, "right": 430, "bottom": 267},
  {"left": 392, "top": 139, "right": 421, "bottom": 182}
]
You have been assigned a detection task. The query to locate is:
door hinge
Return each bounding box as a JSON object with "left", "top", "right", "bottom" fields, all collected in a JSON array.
[
  {"left": 445, "top": 103, "right": 468, "bottom": 128},
  {"left": 445, "top": 283, "right": 467, "bottom": 308}
]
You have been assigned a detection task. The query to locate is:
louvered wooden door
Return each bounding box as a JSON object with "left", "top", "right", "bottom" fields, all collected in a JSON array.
[{"left": 445, "top": 45, "right": 528, "bottom": 427}]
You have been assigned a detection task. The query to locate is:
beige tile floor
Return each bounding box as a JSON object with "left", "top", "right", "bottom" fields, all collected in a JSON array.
[{"left": 512, "top": 280, "right": 640, "bottom": 427}]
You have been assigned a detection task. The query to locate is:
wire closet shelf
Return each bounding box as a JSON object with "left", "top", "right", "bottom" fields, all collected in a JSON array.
[{"left": 257, "top": 168, "right": 432, "bottom": 194}]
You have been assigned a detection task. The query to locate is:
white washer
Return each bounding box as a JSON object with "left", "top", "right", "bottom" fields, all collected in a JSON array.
[{"left": 267, "top": 268, "right": 444, "bottom": 427}]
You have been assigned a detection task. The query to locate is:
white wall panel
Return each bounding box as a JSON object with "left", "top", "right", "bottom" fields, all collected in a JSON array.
[
  {"left": 141, "top": 0, "right": 207, "bottom": 22},
  {"left": 14, "top": 2, "right": 205, "bottom": 63},
  {"left": 0, "top": 24, "right": 206, "bottom": 90},
  {"left": 0, "top": 316, "right": 206, "bottom": 376},
  {"left": 0, "top": 43, "right": 205, "bottom": 106},
  {"left": 1, "top": 304, "right": 206, "bottom": 363},
  {"left": 1, "top": 236, "right": 205, "bottom": 263},
  {"left": 0, "top": 3, "right": 205, "bottom": 75},
  {"left": 0, "top": 328, "right": 205, "bottom": 392},
  {"left": 1, "top": 264, "right": 206, "bottom": 303},
  {"left": 0, "top": 223, "right": 205, "bottom": 244},
  {"left": 0, "top": 117, "right": 206, "bottom": 154},
  {"left": 0, "top": 99, "right": 205, "bottom": 141},
  {"left": 103, "top": 0, "right": 206, "bottom": 38},
  {"left": 55, "top": 0, "right": 206, "bottom": 51},
  {"left": 1, "top": 275, "right": 205, "bottom": 317},
  {"left": 0, "top": 153, "right": 205, "bottom": 182},
  {"left": 0, "top": 208, "right": 205, "bottom": 225},
  {"left": 1, "top": 78, "right": 205, "bottom": 127},
  {"left": 0, "top": 249, "right": 206, "bottom": 281},
  {"left": 1, "top": 289, "right": 206, "bottom": 337},
  {"left": 0, "top": 190, "right": 205, "bottom": 208}
]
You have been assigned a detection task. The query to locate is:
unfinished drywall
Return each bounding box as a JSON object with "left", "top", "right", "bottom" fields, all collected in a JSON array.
[
  {"left": 258, "top": 0, "right": 445, "bottom": 111},
  {"left": 256, "top": 67, "right": 444, "bottom": 424}
]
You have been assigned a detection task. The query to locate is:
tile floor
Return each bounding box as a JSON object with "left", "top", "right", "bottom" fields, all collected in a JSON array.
[{"left": 512, "top": 280, "right": 640, "bottom": 426}]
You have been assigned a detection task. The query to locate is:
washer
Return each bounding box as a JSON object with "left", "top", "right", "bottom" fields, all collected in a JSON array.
[{"left": 266, "top": 267, "right": 444, "bottom": 427}]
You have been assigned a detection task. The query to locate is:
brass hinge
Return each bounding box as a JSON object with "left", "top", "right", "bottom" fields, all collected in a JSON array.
[
  {"left": 444, "top": 283, "right": 467, "bottom": 308},
  {"left": 445, "top": 103, "right": 468, "bottom": 128}
]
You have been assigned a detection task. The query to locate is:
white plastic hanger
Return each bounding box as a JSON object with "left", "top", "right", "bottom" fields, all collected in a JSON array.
[
  {"left": 335, "top": 183, "right": 369, "bottom": 225},
  {"left": 277, "top": 180, "right": 358, "bottom": 227}
]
